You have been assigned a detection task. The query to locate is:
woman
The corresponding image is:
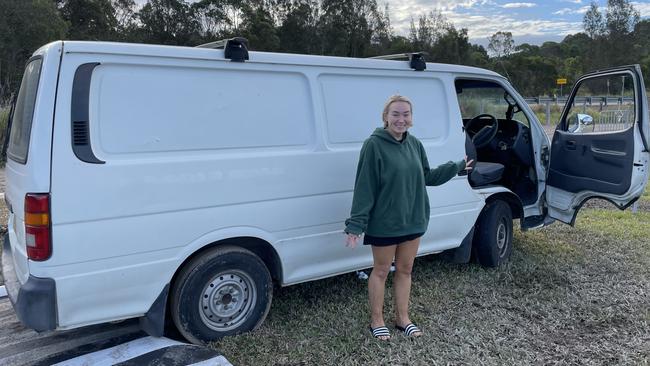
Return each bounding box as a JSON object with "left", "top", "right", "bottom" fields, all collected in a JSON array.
[{"left": 344, "top": 95, "right": 472, "bottom": 340}]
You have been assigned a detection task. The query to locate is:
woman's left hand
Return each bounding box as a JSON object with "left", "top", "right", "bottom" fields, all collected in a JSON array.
[
  {"left": 464, "top": 155, "right": 474, "bottom": 171},
  {"left": 345, "top": 233, "right": 360, "bottom": 248}
]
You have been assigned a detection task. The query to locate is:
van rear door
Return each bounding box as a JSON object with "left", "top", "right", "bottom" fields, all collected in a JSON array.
[
  {"left": 545, "top": 65, "right": 649, "bottom": 225},
  {"left": 4, "top": 43, "right": 61, "bottom": 287}
]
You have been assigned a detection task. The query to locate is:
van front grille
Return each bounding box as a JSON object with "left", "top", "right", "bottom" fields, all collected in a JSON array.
[{"left": 73, "top": 121, "right": 89, "bottom": 145}]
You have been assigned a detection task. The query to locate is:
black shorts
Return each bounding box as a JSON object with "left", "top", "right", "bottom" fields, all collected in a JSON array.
[{"left": 363, "top": 232, "right": 424, "bottom": 247}]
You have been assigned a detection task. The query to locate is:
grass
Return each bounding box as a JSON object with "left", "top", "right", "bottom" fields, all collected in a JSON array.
[
  {"left": 0, "top": 106, "right": 8, "bottom": 145},
  {"left": 213, "top": 206, "right": 650, "bottom": 365},
  {"left": 530, "top": 103, "right": 564, "bottom": 126}
]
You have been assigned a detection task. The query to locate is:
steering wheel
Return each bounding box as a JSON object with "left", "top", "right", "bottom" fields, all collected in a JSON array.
[{"left": 466, "top": 113, "right": 499, "bottom": 149}]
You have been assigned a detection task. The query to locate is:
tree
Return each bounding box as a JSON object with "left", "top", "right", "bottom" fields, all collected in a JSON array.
[
  {"left": 487, "top": 31, "right": 514, "bottom": 58},
  {"left": 467, "top": 43, "right": 490, "bottom": 68},
  {"left": 430, "top": 27, "right": 472, "bottom": 65},
  {"left": 514, "top": 43, "right": 540, "bottom": 57},
  {"left": 409, "top": 10, "right": 449, "bottom": 50},
  {"left": 367, "top": 2, "right": 392, "bottom": 55},
  {"left": 0, "top": 0, "right": 67, "bottom": 102},
  {"left": 604, "top": 0, "right": 640, "bottom": 66},
  {"left": 137, "top": 0, "right": 201, "bottom": 46},
  {"left": 605, "top": 0, "right": 639, "bottom": 36},
  {"left": 240, "top": 3, "right": 280, "bottom": 51},
  {"left": 60, "top": 0, "right": 118, "bottom": 40},
  {"left": 113, "top": 0, "right": 138, "bottom": 41},
  {"left": 583, "top": 2, "right": 605, "bottom": 39},
  {"left": 539, "top": 41, "right": 563, "bottom": 59},
  {"left": 275, "top": 0, "right": 321, "bottom": 54},
  {"left": 503, "top": 55, "right": 558, "bottom": 96},
  {"left": 192, "top": 0, "right": 231, "bottom": 40},
  {"left": 318, "top": 0, "right": 380, "bottom": 57}
]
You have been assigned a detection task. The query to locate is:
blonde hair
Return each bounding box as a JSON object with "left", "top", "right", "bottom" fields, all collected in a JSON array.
[{"left": 382, "top": 95, "right": 413, "bottom": 128}]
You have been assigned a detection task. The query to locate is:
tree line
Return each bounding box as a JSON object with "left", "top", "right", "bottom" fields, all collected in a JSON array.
[{"left": 0, "top": 0, "right": 648, "bottom": 104}]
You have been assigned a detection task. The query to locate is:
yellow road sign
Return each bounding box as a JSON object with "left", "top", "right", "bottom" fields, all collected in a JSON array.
[{"left": 557, "top": 78, "right": 567, "bottom": 85}]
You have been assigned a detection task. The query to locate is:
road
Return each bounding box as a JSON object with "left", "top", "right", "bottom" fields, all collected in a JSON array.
[{"left": 0, "top": 297, "right": 232, "bottom": 365}]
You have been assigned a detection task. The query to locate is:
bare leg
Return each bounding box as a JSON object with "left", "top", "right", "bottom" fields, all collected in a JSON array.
[
  {"left": 368, "top": 244, "right": 396, "bottom": 340},
  {"left": 393, "top": 238, "right": 422, "bottom": 336}
]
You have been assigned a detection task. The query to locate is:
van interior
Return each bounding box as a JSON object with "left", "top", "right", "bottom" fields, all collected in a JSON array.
[{"left": 455, "top": 79, "right": 538, "bottom": 205}]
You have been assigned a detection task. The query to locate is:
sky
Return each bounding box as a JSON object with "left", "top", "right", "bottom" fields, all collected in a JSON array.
[
  {"left": 134, "top": 0, "right": 650, "bottom": 47},
  {"left": 384, "top": 0, "right": 650, "bottom": 47}
]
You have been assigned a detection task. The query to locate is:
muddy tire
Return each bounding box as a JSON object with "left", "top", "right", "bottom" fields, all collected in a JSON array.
[
  {"left": 474, "top": 200, "right": 513, "bottom": 267},
  {"left": 170, "top": 245, "right": 272, "bottom": 344}
]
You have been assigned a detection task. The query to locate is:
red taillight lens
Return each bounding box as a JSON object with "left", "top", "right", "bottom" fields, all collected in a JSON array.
[{"left": 25, "top": 193, "right": 51, "bottom": 261}]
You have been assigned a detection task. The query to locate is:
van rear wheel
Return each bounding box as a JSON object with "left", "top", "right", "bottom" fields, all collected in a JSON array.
[
  {"left": 170, "top": 246, "right": 272, "bottom": 344},
  {"left": 474, "top": 200, "right": 513, "bottom": 267}
]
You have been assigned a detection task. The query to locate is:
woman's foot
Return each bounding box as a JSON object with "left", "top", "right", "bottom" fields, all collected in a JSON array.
[
  {"left": 395, "top": 321, "right": 422, "bottom": 337},
  {"left": 369, "top": 325, "right": 391, "bottom": 341}
]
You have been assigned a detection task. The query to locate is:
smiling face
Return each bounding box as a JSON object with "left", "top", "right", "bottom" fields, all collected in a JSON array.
[{"left": 384, "top": 101, "right": 412, "bottom": 140}]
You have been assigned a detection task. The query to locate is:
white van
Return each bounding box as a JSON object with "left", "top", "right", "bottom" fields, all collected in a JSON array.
[{"left": 3, "top": 39, "right": 649, "bottom": 344}]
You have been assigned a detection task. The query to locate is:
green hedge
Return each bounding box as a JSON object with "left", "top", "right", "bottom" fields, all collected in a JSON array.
[{"left": 0, "top": 107, "right": 8, "bottom": 163}]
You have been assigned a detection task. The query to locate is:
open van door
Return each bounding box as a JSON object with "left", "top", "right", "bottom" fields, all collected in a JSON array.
[{"left": 545, "top": 65, "right": 650, "bottom": 225}]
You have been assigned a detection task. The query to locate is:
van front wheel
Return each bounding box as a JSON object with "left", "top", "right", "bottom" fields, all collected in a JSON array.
[
  {"left": 170, "top": 246, "right": 272, "bottom": 344},
  {"left": 474, "top": 200, "right": 513, "bottom": 267}
]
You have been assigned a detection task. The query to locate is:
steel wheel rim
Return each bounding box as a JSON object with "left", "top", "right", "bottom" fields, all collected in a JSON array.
[
  {"left": 496, "top": 218, "right": 508, "bottom": 258},
  {"left": 199, "top": 270, "right": 256, "bottom": 332}
]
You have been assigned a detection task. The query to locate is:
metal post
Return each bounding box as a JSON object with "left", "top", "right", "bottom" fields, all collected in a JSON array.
[{"left": 545, "top": 101, "right": 551, "bottom": 127}]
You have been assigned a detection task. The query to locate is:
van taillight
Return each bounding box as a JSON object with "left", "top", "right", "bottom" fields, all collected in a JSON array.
[{"left": 25, "top": 193, "right": 51, "bottom": 261}]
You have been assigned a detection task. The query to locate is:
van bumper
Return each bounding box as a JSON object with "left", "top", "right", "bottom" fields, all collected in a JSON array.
[{"left": 2, "top": 233, "right": 57, "bottom": 331}]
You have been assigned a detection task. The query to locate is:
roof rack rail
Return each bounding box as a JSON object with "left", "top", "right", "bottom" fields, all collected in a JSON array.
[
  {"left": 368, "top": 52, "right": 428, "bottom": 71},
  {"left": 196, "top": 37, "right": 249, "bottom": 62}
]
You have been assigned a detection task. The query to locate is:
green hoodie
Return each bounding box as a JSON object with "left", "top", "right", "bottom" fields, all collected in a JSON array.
[{"left": 345, "top": 128, "right": 466, "bottom": 237}]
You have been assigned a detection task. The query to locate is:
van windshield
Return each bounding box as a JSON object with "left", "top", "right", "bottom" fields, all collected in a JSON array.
[{"left": 7, "top": 58, "right": 43, "bottom": 164}]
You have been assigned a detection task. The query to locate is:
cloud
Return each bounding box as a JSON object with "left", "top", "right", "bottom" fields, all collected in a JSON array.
[
  {"left": 501, "top": 2, "right": 537, "bottom": 8},
  {"left": 576, "top": 5, "right": 591, "bottom": 14},
  {"left": 632, "top": 2, "right": 650, "bottom": 17},
  {"left": 564, "top": 0, "right": 582, "bottom": 4},
  {"left": 444, "top": 13, "right": 583, "bottom": 39},
  {"left": 396, "top": 0, "right": 494, "bottom": 12},
  {"left": 553, "top": 6, "right": 590, "bottom": 15},
  {"left": 553, "top": 8, "right": 573, "bottom": 15},
  {"left": 386, "top": 0, "right": 584, "bottom": 44}
]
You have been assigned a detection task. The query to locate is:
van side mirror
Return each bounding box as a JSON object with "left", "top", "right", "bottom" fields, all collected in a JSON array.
[{"left": 569, "top": 113, "right": 594, "bottom": 133}]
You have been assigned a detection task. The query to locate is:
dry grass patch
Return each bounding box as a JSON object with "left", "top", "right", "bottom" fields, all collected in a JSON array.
[{"left": 214, "top": 210, "right": 650, "bottom": 365}]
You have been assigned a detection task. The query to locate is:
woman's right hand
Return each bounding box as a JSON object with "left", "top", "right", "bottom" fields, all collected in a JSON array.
[{"left": 345, "top": 233, "right": 360, "bottom": 248}]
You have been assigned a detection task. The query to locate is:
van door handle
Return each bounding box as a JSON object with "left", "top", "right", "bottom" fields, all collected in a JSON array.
[{"left": 565, "top": 140, "right": 576, "bottom": 150}]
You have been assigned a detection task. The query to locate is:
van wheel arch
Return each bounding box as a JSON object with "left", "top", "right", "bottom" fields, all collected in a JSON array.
[
  {"left": 164, "top": 237, "right": 282, "bottom": 342},
  {"left": 171, "top": 237, "right": 283, "bottom": 288},
  {"left": 485, "top": 192, "right": 523, "bottom": 222}
]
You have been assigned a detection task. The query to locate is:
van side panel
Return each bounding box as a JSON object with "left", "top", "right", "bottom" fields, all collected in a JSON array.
[{"left": 48, "top": 52, "right": 482, "bottom": 328}]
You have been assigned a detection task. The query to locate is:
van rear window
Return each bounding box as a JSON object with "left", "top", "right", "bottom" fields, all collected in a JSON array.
[{"left": 8, "top": 58, "right": 43, "bottom": 164}]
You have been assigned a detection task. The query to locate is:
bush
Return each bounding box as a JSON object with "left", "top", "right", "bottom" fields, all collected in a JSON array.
[
  {"left": 530, "top": 103, "right": 564, "bottom": 126},
  {"left": 0, "top": 106, "right": 9, "bottom": 164}
]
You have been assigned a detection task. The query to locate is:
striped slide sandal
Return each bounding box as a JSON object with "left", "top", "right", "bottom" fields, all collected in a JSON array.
[
  {"left": 369, "top": 326, "right": 391, "bottom": 340},
  {"left": 395, "top": 323, "right": 422, "bottom": 337}
]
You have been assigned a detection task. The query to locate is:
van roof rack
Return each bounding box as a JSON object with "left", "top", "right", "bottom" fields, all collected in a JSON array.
[
  {"left": 196, "top": 37, "right": 249, "bottom": 62},
  {"left": 368, "top": 52, "right": 428, "bottom": 71}
]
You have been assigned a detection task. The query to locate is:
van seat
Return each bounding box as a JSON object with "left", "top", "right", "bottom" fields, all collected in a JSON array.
[{"left": 465, "top": 135, "right": 504, "bottom": 186}]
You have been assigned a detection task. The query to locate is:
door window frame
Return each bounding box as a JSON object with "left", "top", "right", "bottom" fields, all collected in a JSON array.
[{"left": 557, "top": 69, "right": 642, "bottom": 141}]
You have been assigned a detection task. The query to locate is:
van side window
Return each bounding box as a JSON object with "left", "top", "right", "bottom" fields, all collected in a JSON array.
[
  {"left": 561, "top": 73, "right": 635, "bottom": 134},
  {"left": 8, "top": 58, "right": 43, "bottom": 164}
]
